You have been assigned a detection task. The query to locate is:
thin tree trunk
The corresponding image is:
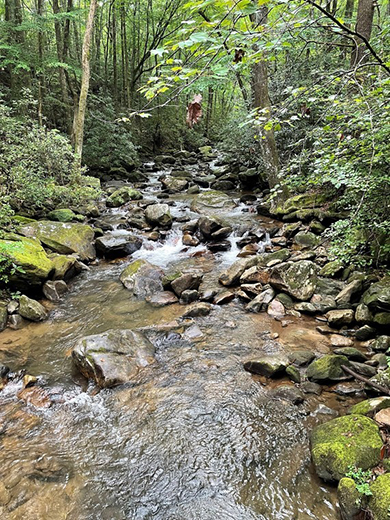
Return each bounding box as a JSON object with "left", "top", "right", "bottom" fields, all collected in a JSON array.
[
  {"left": 351, "top": 0, "right": 374, "bottom": 67},
  {"left": 37, "top": 0, "right": 44, "bottom": 126},
  {"left": 112, "top": 0, "right": 118, "bottom": 110},
  {"left": 205, "top": 86, "right": 213, "bottom": 138},
  {"left": 73, "top": 0, "right": 98, "bottom": 162}
]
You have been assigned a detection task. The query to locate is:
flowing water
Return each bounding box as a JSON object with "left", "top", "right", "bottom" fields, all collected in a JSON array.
[{"left": 0, "top": 164, "right": 355, "bottom": 519}]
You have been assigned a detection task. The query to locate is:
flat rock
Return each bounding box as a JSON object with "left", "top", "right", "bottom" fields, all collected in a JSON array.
[{"left": 243, "top": 356, "right": 288, "bottom": 377}]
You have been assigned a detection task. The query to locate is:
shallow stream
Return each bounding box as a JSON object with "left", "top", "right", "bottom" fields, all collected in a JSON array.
[{"left": 0, "top": 164, "right": 355, "bottom": 519}]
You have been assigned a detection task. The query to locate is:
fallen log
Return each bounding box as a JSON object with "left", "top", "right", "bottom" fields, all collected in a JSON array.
[{"left": 341, "top": 365, "right": 390, "bottom": 396}]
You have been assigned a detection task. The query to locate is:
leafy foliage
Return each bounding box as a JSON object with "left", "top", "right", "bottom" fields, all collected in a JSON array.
[{"left": 346, "top": 466, "right": 373, "bottom": 498}]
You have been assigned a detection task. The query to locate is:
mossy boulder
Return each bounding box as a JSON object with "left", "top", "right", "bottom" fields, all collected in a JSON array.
[
  {"left": 120, "top": 259, "right": 164, "bottom": 299},
  {"left": 349, "top": 397, "right": 390, "bottom": 417},
  {"left": 310, "top": 414, "right": 382, "bottom": 482},
  {"left": 362, "top": 277, "right": 390, "bottom": 312},
  {"left": 190, "top": 190, "right": 237, "bottom": 215},
  {"left": 47, "top": 209, "right": 76, "bottom": 222},
  {"left": 269, "top": 260, "right": 318, "bottom": 301},
  {"left": 293, "top": 231, "right": 320, "bottom": 249},
  {"left": 144, "top": 204, "right": 172, "bottom": 228},
  {"left": 50, "top": 255, "right": 80, "bottom": 280},
  {"left": 257, "top": 248, "right": 291, "bottom": 267},
  {"left": 273, "top": 192, "right": 329, "bottom": 216},
  {"left": 368, "top": 473, "right": 390, "bottom": 520},
  {"left": 307, "top": 354, "right": 351, "bottom": 382},
  {"left": 0, "top": 235, "right": 53, "bottom": 288},
  {"left": 106, "top": 187, "right": 142, "bottom": 208},
  {"left": 373, "top": 312, "right": 390, "bottom": 327},
  {"left": 19, "top": 221, "right": 96, "bottom": 262},
  {"left": 243, "top": 356, "right": 288, "bottom": 377},
  {"left": 367, "top": 368, "right": 390, "bottom": 395},
  {"left": 320, "top": 260, "right": 344, "bottom": 278}
]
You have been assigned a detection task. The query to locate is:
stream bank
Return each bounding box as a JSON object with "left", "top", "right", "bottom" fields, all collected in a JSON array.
[{"left": 0, "top": 148, "right": 389, "bottom": 519}]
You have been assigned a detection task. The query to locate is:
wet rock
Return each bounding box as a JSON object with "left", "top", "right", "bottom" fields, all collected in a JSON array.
[
  {"left": 199, "top": 289, "right": 217, "bottom": 302},
  {"left": 7, "top": 300, "right": 19, "bottom": 314},
  {"left": 240, "top": 283, "right": 263, "bottom": 298},
  {"left": 258, "top": 248, "right": 291, "bottom": 267},
  {"left": 301, "top": 381, "right": 322, "bottom": 395},
  {"left": 330, "top": 335, "right": 354, "bottom": 348},
  {"left": 310, "top": 294, "right": 337, "bottom": 313},
  {"left": 237, "top": 243, "right": 259, "bottom": 257},
  {"left": 0, "top": 303, "right": 7, "bottom": 332},
  {"left": 214, "top": 291, "right": 235, "bottom": 305},
  {"left": 246, "top": 287, "right": 276, "bottom": 313},
  {"left": 20, "top": 221, "right": 96, "bottom": 261},
  {"left": 286, "top": 365, "right": 301, "bottom": 383},
  {"left": 147, "top": 291, "right": 178, "bottom": 307},
  {"left": 326, "top": 309, "right": 355, "bottom": 328},
  {"left": 8, "top": 314, "right": 25, "bottom": 329},
  {"left": 293, "top": 231, "right": 320, "bottom": 249},
  {"left": 190, "top": 190, "right": 237, "bottom": 215},
  {"left": 182, "top": 302, "right": 212, "bottom": 318},
  {"left": 355, "top": 325, "right": 376, "bottom": 341},
  {"left": 316, "top": 277, "right": 345, "bottom": 297},
  {"left": 349, "top": 361, "right": 377, "bottom": 378},
  {"left": 161, "top": 176, "right": 188, "bottom": 192},
  {"left": 238, "top": 168, "right": 260, "bottom": 187},
  {"left": 349, "top": 396, "right": 390, "bottom": 416},
  {"left": 294, "top": 302, "right": 317, "bottom": 314},
  {"left": 275, "top": 293, "right": 294, "bottom": 309},
  {"left": 240, "top": 265, "right": 265, "bottom": 284},
  {"left": 373, "top": 312, "right": 390, "bottom": 326},
  {"left": 182, "top": 233, "right": 199, "bottom": 247},
  {"left": 338, "top": 477, "right": 363, "bottom": 520},
  {"left": 181, "top": 220, "right": 199, "bottom": 233},
  {"left": 187, "top": 185, "right": 200, "bottom": 195},
  {"left": 145, "top": 204, "right": 173, "bottom": 228},
  {"left": 43, "top": 280, "right": 68, "bottom": 302},
  {"left": 72, "top": 329, "right": 155, "bottom": 388},
  {"left": 370, "top": 336, "right": 390, "bottom": 352},
  {"left": 51, "top": 254, "right": 80, "bottom": 280},
  {"left": 182, "top": 323, "right": 203, "bottom": 340},
  {"left": 366, "top": 368, "right": 390, "bottom": 395},
  {"left": 211, "top": 227, "right": 232, "bottom": 240},
  {"left": 244, "top": 356, "right": 288, "bottom": 377},
  {"left": 334, "top": 385, "right": 362, "bottom": 397},
  {"left": 269, "top": 260, "right": 318, "bottom": 301},
  {"left": 180, "top": 289, "right": 199, "bottom": 304},
  {"left": 310, "top": 414, "right": 382, "bottom": 482},
  {"left": 198, "top": 216, "right": 222, "bottom": 238},
  {"left": 219, "top": 257, "right": 257, "bottom": 286},
  {"left": 19, "top": 295, "right": 47, "bottom": 322},
  {"left": 307, "top": 355, "right": 351, "bottom": 382},
  {"left": 333, "top": 347, "right": 367, "bottom": 362},
  {"left": 120, "top": 259, "right": 164, "bottom": 298},
  {"left": 319, "top": 260, "right": 344, "bottom": 278},
  {"left": 171, "top": 273, "right": 202, "bottom": 297},
  {"left": 367, "top": 473, "right": 390, "bottom": 519},
  {"left": 369, "top": 353, "right": 388, "bottom": 369},
  {"left": 95, "top": 233, "right": 142, "bottom": 258},
  {"left": 17, "top": 385, "right": 52, "bottom": 408},
  {"left": 272, "top": 385, "right": 304, "bottom": 405},
  {"left": 211, "top": 179, "right": 235, "bottom": 191}
]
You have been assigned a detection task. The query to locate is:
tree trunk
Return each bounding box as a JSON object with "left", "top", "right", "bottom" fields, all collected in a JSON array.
[
  {"left": 73, "top": 0, "right": 98, "bottom": 162},
  {"left": 112, "top": 0, "right": 118, "bottom": 110},
  {"left": 351, "top": 0, "right": 374, "bottom": 67},
  {"left": 250, "top": 7, "right": 284, "bottom": 200},
  {"left": 205, "top": 86, "right": 213, "bottom": 138}
]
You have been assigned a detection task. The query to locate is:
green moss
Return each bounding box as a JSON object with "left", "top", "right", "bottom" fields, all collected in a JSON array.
[
  {"left": 120, "top": 259, "right": 149, "bottom": 289},
  {"left": 338, "top": 477, "right": 364, "bottom": 518},
  {"left": 0, "top": 235, "right": 53, "bottom": 286},
  {"left": 106, "top": 187, "right": 142, "bottom": 208},
  {"left": 307, "top": 354, "right": 350, "bottom": 382},
  {"left": 368, "top": 474, "right": 390, "bottom": 520},
  {"left": 311, "top": 414, "right": 383, "bottom": 482},
  {"left": 349, "top": 397, "right": 390, "bottom": 417},
  {"left": 47, "top": 209, "right": 76, "bottom": 222},
  {"left": 162, "top": 272, "right": 182, "bottom": 290},
  {"left": 320, "top": 260, "right": 344, "bottom": 278}
]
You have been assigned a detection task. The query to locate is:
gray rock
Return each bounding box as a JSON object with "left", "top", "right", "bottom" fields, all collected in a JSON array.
[
  {"left": 95, "top": 233, "right": 142, "bottom": 258},
  {"left": 182, "top": 302, "right": 212, "bottom": 317},
  {"left": 272, "top": 385, "right": 304, "bottom": 404},
  {"left": 307, "top": 354, "right": 351, "bottom": 382},
  {"left": 326, "top": 309, "right": 355, "bottom": 328},
  {"left": 301, "top": 381, "right": 322, "bottom": 395},
  {"left": 335, "top": 280, "right": 363, "bottom": 305},
  {"left": 145, "top": 204, "right": 173, "bottom": 227},
  {"left": 8, "top": 314, "right": 25, "bottom": 330},
  {"left": 286, "top": 365, "right": 301, "bottom": 383},
  {"left": 355, "top": 325, "right": 376, "bottom": 341},
  {"left": 180, "top": 289, "right": 199, "bottom": 304},
  {"left": 349, "top": 361, "right": 377, "bottom": 378},
  {"left": 219, "top": 257, "right": 257, "bottom": 286},
  {"left": 43, "top": 280, "right": 68, "bottom": 302},
  {"left": 333, "top": 347, "right": 368, "bottom": 362},
  {"left": 120, "top": 259, "right": 164, "bottom": 299},
  {"left": 72, "top": 329, "right": 155, "bottom": 388},
  {"left": 355, "top": 303, "right": 373, "bottom": 324},
  {"left": 293, "top": 231, "right": 320, "bottom": 249},
  {"left": 19, "top": 295, "right": 47, "bottom": 322},
  {"left": 288, "top": 350, "right": 316, "bottom": 366},
  {"left": 146, "top": 291, "right": 178, "bottom": 307},
  {"left": 370, "top": 335, "right": 390, "bottom": 352},
  {"left": 214, "top": 291, "right": 235, "bottom": 305},
  {"left": 244, "top": 356, "right": 288, "bottom": 377},
  {"left": 362, "top": 277, "right": 390, "bottom": 312},
  {"left": 171, "top": 273, "right": 203, "bottom": 297},
  {"left": 246, "top": 287, "right": 276, "bottom": 312},
  {"left": 269, "top": 260, "right": 318, "bottom": 301}
]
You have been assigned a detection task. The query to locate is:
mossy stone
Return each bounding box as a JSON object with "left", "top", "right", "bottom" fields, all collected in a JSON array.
[
  {"left": 162, "top": 272, "right": 182, "bottom": 290},
  {"left": 338, "top": 477, "right": 363, "bottom": 519},
  {"left": 311, "top": 414, "right": 382, "bottom": 482},
  {"left": 119, "top": 259, "right": 149, "bottom": 289},
  {"left": 286, "top": 365, "right": 301, "bottom": 383},
  {"left": 47, "top": 209, "right": 76, "bottom": 222},
  {"left": 373, "top": 312, "right": 390, "bottom": 326},
  {"left": 349, "top": 397, "right": 390, "bottom": 417},
  {"left": 19, "top": 294, "right": 47, "bottom": 322},
  {"left": 0, "top": 235, "right": 53, "bottom": 287},
  {"left": 320, "top": 260, "right": 344, "bottom": 278},
  {"left": 307, "top": 354, "right": 350, "bottom": 382},
  {"left": 106, "top": 187, "right": 142, "bottom": 208},
  {"left": 368, "top": 473, "right": 390, "bottom": 520},
  {"left": 293, "top": 231, "right": 320, "bottom": 249}
]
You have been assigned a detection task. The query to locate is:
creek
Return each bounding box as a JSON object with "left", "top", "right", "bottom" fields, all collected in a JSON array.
[{"left": 0, "top": 161, "right": 358, "bottom": 519}]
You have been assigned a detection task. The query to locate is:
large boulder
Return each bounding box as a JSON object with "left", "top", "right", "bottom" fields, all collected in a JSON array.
[
  {"left": 19, "top": 221, "right": 96, "bottom": 261},
  {"left": 161, "top": 176, "right": 188, "bottom": 192},
  {"left": 349, "top": 397, "right": 390, "bottom": 417},
  {"left": 120, "top": 259, "right": 164, "bottom": 299},
  {"left": 106, "top": 187, "right": 142, "bottom": 207},
  {"left": 190, "top": 190, "right": 237, "bottom": 215},
  {"left": 310, "top": 414, "right": 382, "bottom": 481},
  {"left": 95, "top": 233, "right": 142, "bottom": 259},
  {"left": 0, "top": 234, "right": 53, "bottom": 288},
  {"left": 269, "top": 260, "right": 318, "bottom": 301},
  {"left": 307, "top": 354, "right": 351, "bottom": 382},
  {"left": 144, "top": 204, "right": 172, "bottom": 228},
  {"left": 362, "top": 277, "right": 390, "bottom": 312},
  {"left": 72, "top": 329, "right": 155, "bottom": 388},
  {"left": 19, "top": 294, "right": 47, "bottom": 322}
]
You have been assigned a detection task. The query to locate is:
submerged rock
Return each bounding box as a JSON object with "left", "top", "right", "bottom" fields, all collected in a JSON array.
[
  {"left": 310, "top": 414, "right": 382, "bottom": 482},
  {"left": 72, "top": 329, "right": 155, "bottom": 388},
  {"left": 43, "top": 280, "right": 68, "bottom": 302}
]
